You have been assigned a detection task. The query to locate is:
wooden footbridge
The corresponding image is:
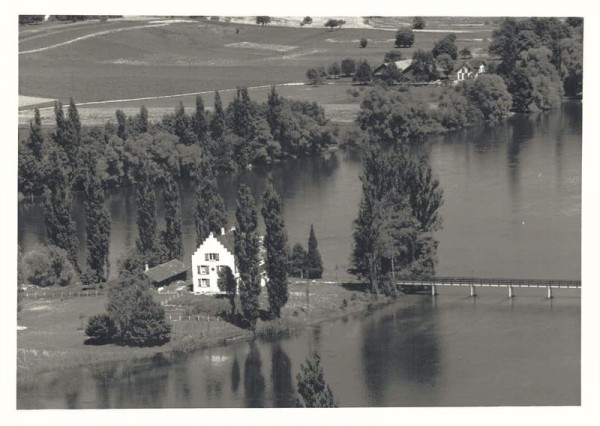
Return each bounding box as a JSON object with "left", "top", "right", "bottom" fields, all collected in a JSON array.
[{"left": 395, "top": 277, "right": 581, "bottom": 298}]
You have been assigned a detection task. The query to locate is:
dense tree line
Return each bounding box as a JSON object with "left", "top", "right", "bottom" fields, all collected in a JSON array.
[
  {"left": 356, "top": 79, "right": 512, "bottom": 145},
  {"left": 351, "top": 144, "right": 443, "bottom": 294},
  {"left": 18, "top": 88, "right": 339, "bottom": 198},
  {"left": 489, "top": 17, "right": 583, "bottom": 110}
]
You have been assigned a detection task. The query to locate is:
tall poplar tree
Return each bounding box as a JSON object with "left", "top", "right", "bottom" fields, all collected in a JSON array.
[
  {"left": 234, "top": 184, "right": 261, "bottom": 329},
  {"left": 135, "top": 161, "right": 158, "bottom": 263},
  {"left": 42, "top": 152, "right": 79, "bottom": 271},
  {"left": 82, "top": 152, "right": 111, "bottom": 281},
  {"left": 194, "top": 162, "right": 227, "bottom": 246},
  {"left": 116, "top": 109, "right": 128, "bottom": 140},
  {"left": 210, "top": 91, "right": 225, "bottom": 141},
  {"left": 161, "top": 176, "right": 183, "bottom": 260},
  {"left": 267, "top": 85, "right": 283, "bottom": 140},
  {"left": 306, "top": 225, "right": 324, "bottom": 279},
  {"left": 261, "top": 181, "right": 289, "bottom": 317},
  {"left": 27, "top": 108, "right": 44, "bottom": 161},
  {"left": 193, "top": 95, "right": 208, "bottom": 144}
]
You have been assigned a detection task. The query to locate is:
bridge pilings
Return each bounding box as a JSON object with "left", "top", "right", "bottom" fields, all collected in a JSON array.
[
  {"left": 508, "top": 286, "right": 514, "bottom": 298},
  {"left": 470, "top": 285, "right": 476, "bottom": 297},
  {"left": 547, "top": 286, "right": 553, "bottom": 299},
  {"left": 431, "top": 284, "right": 437, "bottom": 296}
]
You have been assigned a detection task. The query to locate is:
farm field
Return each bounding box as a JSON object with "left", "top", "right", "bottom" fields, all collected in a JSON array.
[{"left": 19, "top": 16, "right": 495, "bottom": 120}]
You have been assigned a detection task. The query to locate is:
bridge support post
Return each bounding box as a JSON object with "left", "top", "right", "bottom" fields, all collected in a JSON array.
[
  {"left": 431, "top": 284, "right": 436, "bottom": 296},
  {"left": 547, "top": 286, "right": 553, "bottom": 299},
  {"left": 470, "top": 285, "right": 476, "bottom": 297},
  {"left": 508, "top": 286, "right": 514, "bottom": 298}
]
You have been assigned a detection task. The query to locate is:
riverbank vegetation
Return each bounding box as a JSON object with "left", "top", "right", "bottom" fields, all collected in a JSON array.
[
  {"left": 17, "top": 281, "right": 387, "bottom": 377},
  {"left": 18, "top": 86, "right": 339, "bottom": 198}
]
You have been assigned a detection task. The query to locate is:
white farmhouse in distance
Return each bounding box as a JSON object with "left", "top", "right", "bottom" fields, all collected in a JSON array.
[
  {"left": 191, "top": 227, "right": 267, "bottom": 294},
  {"left": 455, "top": 60, "right": 486, "bottom": 83}
]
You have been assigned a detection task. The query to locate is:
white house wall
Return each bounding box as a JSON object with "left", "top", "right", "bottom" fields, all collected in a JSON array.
[{"left": 191, "top": 233, "right": 238, "bottom": 294}]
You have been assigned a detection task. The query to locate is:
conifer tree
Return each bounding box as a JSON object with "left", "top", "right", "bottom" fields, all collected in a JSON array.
[
  {"left": 193, "top": 95, "right": 208, "bottom": 144},
  {"left": 27, "top": 108, "right": 44, "bottom": 161},
  {"left": 234, "top": 184, "right": 261, "bottom": 329},
  {"left": 82, "top": 152, "right": 111, "bottom": 281},
  {"left": 138, "top": 105, "right": 149, "bottom": 134},
  {"left": 116, "top": 109, "right": 128, "bottom": 140},
  {"left": 261, "top": 181, "right": 289, "bottom": 317},
  {"left": 296, "top": 352, "right": 337, "bottom": 407},
  {"left": 210, "top": 91, "right": 225, "bottom": 141},
  {"left": 174, "top": 101, "right": 191, "bottom": 143},
  {"left": 66, "top": 97, "right": 82, "bottom": 165},
  {"left": 42, "top": 152, "right": 79, "bottom": 271},
  {"left": 306, "top": 224, "right": 324, "bottom": 279},
  {"left": 135, "top": 161, "right": 158, "bottom": 261},
  {"left": 267, "top": 85, "right": 283, "bottom": 140},
  {"left": 161, "top": 176, "right": 183, "bottom": 260},
  {"left": 194, "top": 162, "right": 227, "bottom": 246}
]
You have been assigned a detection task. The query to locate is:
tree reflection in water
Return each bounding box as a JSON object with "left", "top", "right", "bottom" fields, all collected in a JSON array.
[
  {"left": 243, "top": 341, "right": 265, "bottom": 407},
  {"left": 231, "top": 355, "right": 241, "bottom": 394},
  {"left": 271, "top": 343, "right": 294, "bottom": 407},
  {"left": 361, "top": 299, "right": 441, "bottom": 406}
]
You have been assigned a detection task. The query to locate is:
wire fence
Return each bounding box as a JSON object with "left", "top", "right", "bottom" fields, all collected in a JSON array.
[{"left": 21, "top": 289, "right": 105, "bottom": 299}]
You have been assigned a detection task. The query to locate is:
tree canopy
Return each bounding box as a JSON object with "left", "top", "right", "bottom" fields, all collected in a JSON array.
[
  {"left": 256, "top": 16, "right": 271, "bottom": 26},
  {"left": 395, "top": 28, "right": 415, "bottom": 48}
]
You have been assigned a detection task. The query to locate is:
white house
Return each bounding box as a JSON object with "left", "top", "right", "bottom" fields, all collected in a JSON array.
[
  {"left": 455, "top": 61, "right": 486, "bottom": 83},
  {"left": 191, "top": 227, "right": 267, "bottom": 294}
]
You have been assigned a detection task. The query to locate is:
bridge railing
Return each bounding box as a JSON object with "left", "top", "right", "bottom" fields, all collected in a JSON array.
[{"left": 395, "top": 277, "right": 581, "bottom": 288}]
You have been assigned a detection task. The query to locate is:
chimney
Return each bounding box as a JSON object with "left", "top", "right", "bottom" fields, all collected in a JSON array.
[
  {"left": 221, "top": 227, "right": 225, "bottom": 235},
  {"left": 145, "top": 263, "right": 149, "bottom": 272},
  {"left": 230, "top": 226, "right": 236, "bottom": 232}
]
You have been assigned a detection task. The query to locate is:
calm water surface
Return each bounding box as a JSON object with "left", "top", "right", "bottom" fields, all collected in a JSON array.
[{"left": 17, "top": 103, "right": 581, "bottom": 407}]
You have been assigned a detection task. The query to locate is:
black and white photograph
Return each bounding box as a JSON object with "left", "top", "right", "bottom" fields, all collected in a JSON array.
[{"left": 7, "top": 1, "right": 597, "bottom": 420}]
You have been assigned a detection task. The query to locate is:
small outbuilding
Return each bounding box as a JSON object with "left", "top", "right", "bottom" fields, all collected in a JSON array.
[
  {"left": 145, "top": 259, "right": 188, "bottom": 288},
  {"left": 373, "top": 59, "right": 414, "bottom": 78}
]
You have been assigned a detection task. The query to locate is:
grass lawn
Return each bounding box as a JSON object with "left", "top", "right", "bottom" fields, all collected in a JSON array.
[
  {"left": 17, "top": 281, "right": 386, "bottom": 381},
  {"left": 19, "top": 17, "right": 494, "bottom": 105}
]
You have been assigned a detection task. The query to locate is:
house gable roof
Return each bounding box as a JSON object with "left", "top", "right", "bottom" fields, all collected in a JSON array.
[
  {"left": 455, "top": 60, "right": 487, "bottom": 72},
  {"left": 215, "top": 231, "right": 235, "bottom": 254},
  {"left": 145, "top": 259, "right": 187, "bottom": 284}
]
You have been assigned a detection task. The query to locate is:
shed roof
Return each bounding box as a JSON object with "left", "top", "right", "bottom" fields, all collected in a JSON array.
[
  {"left": 145, "top": 259, "right": 187, "bottom": 284},
  {"left": 373, "top": 59, "right": 414, "bottom": 75}
]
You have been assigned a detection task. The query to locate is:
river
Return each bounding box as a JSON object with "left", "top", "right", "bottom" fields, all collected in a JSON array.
[{"left": 17, "top": 102, "right": 581, "bottom": 407}]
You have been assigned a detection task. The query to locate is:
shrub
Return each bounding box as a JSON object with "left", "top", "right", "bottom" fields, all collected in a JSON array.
[
  {"left": 353, "top": 60, "right": 372, "bottom": 85},
  {"left": 384, "top": 51, "right": 403, "bottom": 62},
  {"left": 22, "top": 244, "right": 77, "bottom": 287},
  {"left": 85, "top": 314, "right": 117, "bottom": 342},
  {"left": 107, "top": 276, "right": 171, "bottom": 346},
  {"left": 413, "top": 17, "right": 426, "bottom": 30},
  {"left": 360, "top": 38, "right": 368, "bottom": 48},
  {"left": 341, "top": 58, "right": 356, "bottom": 76},
  {"left": 306, "top": 67, "right": 327, "bottom": 85},
  {"left": 395, "top": 28, "right": 415, "bottom": 48},
  {"left": 301, "top": 16, "right": 313, "bottom": 26}
]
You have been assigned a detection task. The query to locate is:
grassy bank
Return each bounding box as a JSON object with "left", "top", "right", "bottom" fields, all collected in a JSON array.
[{"left": 17, "top": 281, "right": 390, "bottom": 381}]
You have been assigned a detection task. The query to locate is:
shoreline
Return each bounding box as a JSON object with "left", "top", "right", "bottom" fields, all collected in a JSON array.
[{"left": 17, "top": 282, "right": 394, "bottom": 383}]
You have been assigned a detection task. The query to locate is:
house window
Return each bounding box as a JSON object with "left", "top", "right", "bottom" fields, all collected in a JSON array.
[
  {"left": 198, "top": 265, "right": 209, "bottom": 275},
  {"left": 199, "top": 279, "right": 210, "bottom": 288},
  {"left": 205, "top": 253, "right": 219, "bottom": 261}
]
